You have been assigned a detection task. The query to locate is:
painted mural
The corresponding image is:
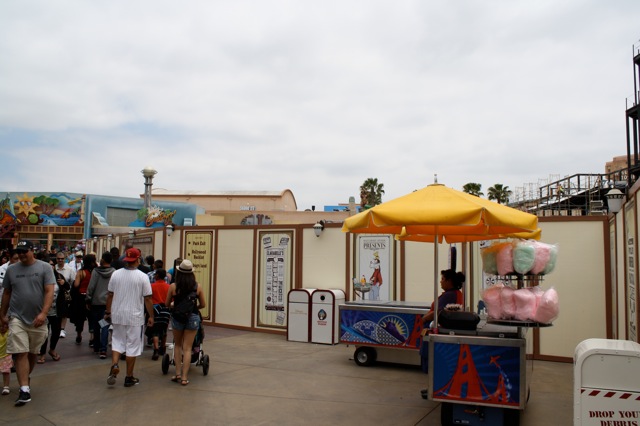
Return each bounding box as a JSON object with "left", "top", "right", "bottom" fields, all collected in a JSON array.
[
  {"left": 4, "top": 192, "right": 84, "bottom": 227},
  {"left": 1, "top": 194, "right": 18, "bottom": 238}
]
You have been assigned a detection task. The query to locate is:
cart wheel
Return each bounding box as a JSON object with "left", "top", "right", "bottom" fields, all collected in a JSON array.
[
  {"left": 202, "top": 354, "right": 210, "bottom": 376},
  {"left": 161, "top": 353, "right": 170, "bottom": 375},
  {"left": 503, "top": 408, "right": 520, "bottom": 426},
  {"left": 354, "top": 347, "right": 377, "bottom": 367}
]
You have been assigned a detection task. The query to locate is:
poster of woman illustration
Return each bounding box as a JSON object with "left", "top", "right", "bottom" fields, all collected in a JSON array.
[{"left": 357, "top": 235, "right": 392, "bottom": 301}]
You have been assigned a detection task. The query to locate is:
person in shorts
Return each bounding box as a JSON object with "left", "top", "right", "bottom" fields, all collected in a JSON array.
[
  {"left": 0, "top": 241, "right": 55, "bottom": 406},
  {"left": 165, "top": 259, "right": 205, "bottom": 386},
  {"left": 104, "top": 247, "right": 154, "bottom": 387}
]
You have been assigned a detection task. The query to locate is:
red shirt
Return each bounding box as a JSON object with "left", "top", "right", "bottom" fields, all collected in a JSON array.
[
  {"left": 78, "top": 269, "right": 92, "bottom": 294},
  {"left": 151, "top": 279, "right": 170, "bottom": 305}
]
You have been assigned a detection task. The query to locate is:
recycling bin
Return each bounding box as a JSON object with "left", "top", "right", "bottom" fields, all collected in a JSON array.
[
  {"left": 574, "top": 338, "right": 640, "bottom": 425},
  {"left": 311, "top": 289, "right": 345, "bottom": 345},
  {"left": 287, "top": 288, "right": 315, "bottom": 342}
]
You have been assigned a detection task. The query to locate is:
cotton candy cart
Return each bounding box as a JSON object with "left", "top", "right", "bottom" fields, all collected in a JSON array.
[{"left": 341, "top": 183, "right": 549, "bottom": 426}]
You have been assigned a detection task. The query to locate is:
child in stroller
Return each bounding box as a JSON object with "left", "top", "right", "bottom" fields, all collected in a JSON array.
[{"left": 149, "top": 304, "right": 171, "bottom": 360}]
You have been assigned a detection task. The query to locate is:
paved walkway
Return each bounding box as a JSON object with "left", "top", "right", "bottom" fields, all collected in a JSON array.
[{"left": 0, "top": 326, "right": 573, "bottom": 425}]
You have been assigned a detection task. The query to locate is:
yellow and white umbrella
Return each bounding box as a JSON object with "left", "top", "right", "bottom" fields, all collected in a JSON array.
[{"left": 342, "top": 183, "right": 540, "bottom": 326}]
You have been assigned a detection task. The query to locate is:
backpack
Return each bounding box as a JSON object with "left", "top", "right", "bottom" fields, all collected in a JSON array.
[{"left": 171, "top": 288, "right": 197, "bottom": 323}]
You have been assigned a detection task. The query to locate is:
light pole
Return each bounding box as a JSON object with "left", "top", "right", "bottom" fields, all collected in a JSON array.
[{"left": 141, "top": 166, "right": 157, "bottom": 210}]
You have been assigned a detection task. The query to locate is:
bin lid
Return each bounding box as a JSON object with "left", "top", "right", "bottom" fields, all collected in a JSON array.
[
  {"left": 312, "top": 289, "right": 345, "bottom": 303},
  {"left": 574, "top": 338, "right": 640, "bottom": 392},
  {"left": 575, "top": 338, "right": 640, "bottom": 362},
  {"left": 288, "top": 288, "right": 316, "bottom": 303}
]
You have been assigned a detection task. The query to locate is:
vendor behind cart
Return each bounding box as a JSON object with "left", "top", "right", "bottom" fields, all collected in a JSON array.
[
  {"left": 419, "top": 269, "right": 464, "bottom": 399},
  {"left": 422, "top": 269, "right": 464, "bottom": 326}
]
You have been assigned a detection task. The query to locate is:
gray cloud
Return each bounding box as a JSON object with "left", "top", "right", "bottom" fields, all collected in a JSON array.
[{"left": 1, "top": 0, "right": 638, "bottom": 210}]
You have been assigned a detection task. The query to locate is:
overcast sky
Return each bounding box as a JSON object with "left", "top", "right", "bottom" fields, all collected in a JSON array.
[{"left": 1, "top": 1, "right": 639, "bottom": 210}]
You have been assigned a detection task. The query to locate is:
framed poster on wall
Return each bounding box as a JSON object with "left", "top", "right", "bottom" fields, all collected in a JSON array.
[
  {"left": 624, "top": 201, "right": 638, "bottom": 342},
  {"left": 356, "top": 235, "right": 393, "bottom": 301},
  {"left": 257, "top": 231, "right": 293, "bottom": 329}
]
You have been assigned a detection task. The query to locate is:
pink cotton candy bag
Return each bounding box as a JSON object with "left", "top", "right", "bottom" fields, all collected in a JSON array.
[
  {"left": 513, "top": 288, "right": 537, "bottom": 321},
  {"left": 533, "top": 287, "right": 559, "bottom": 323},
  {"left": 482, "top": 283, "right": 504, "bottom": 319},
  {"left": 500, "top": 285, "right": 516, "bottom": 318},
  {"left": 496, "top": 243, "right": 514, "bottom": 276}
]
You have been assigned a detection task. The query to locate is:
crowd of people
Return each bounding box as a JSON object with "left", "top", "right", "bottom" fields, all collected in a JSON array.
[{"left": 0, "top": 242, "right": 202, "bottom": 406}]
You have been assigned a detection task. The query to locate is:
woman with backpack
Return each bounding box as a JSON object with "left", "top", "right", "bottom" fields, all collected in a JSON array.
[{"left": 165, "top": 259, "right": 205, "bottom": 386}]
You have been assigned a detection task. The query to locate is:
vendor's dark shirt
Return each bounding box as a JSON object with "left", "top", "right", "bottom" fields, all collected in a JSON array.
[{"left": 430, "top": 289, "right": 463, "bottom": 312}]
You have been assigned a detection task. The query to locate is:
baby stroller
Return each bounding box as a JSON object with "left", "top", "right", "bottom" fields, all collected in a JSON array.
[{"left": 161, "top": 317, "right": 210, "bottom": 376}]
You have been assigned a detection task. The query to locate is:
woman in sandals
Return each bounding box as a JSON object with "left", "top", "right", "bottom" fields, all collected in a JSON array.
[{"left": 165, "top": 260, "right": 205, "bottom": 386}]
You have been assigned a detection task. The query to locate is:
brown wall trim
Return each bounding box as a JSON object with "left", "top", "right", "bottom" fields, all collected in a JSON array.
[
  {"left": 212, "top": 228, "right": 219, "bottom": 323},
  {"left": 204, "top": 321, "right": 286, "bottom": 336},
  {"left": 538, "top": 215, "right": 608, "bottom": 223},
  {"left": 295, "top": 225, "right": 303, "bottom": 289},
  {"left": 532, "top": 354, "right": 572, "bottom": 363},
  {"left": 251, "top": 228, "right": 258, "bottom": 329},
  {"left": 399, "top": 241, "right": 405, "bottom": 301}
]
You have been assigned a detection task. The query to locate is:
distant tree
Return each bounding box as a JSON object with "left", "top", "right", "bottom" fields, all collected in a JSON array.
[
  {"left": 462, "top": 183, "right": 483, "bottom": 197},
  {"left": 359, "top": 178, "right": 385, "bottom": 209},
  {"left": 487, "top": 184, "right": 512, "bottom": 204}
]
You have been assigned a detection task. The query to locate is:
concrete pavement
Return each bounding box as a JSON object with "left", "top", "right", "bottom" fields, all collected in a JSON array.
[{"left": 0, "top": 326, "right": 573, "bottom": 425}]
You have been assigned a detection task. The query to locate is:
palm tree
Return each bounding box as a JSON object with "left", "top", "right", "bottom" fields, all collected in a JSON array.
[
  {"left": 487, "top": 184, "right": 512, "bottom": 204},
  {"left": 359, "top": 178, "right": 385, "bottom": 209},
  {"left": 462, "top": 183, "right": 483, "bottom": 197}
]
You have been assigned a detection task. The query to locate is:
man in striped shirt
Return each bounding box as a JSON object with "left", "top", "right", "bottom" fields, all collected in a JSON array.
[{"left": 104, "top": 247, "right": 154, "bottom": 387}]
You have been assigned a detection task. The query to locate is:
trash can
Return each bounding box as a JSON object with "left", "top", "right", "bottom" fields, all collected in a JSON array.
[
  {"left": 287, "top": 288, "right": 315, "bottom": 343},
  {"left": 311, "top": 289, "right": 345, "bottom": 345},
  {"left": 574, "top": 338, "right": 640, "bottom": 425}
]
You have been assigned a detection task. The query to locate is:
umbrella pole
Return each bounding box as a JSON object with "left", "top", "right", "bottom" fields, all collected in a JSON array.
[{"left": 433, "top": 233, "right": 439, "bottom": 331}]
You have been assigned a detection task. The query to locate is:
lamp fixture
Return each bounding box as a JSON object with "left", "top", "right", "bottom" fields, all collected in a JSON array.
[
  {"left": 313, "top": 221, "right": 325, "bottom": 237},
  {"left": 166, "top": 224, "right": 174, "bottom": 237},
  {"left": 605, "top": 188, "right": 625, "bottom": 214},
  {"left": 107, "top": 233, "right": 113, "bottom": 240}
]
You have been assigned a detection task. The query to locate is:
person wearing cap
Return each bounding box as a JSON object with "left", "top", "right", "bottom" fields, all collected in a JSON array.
[
  {"left": 0, "top": 241, "right": 55, "bottom": 406},
  {"left": 68, "top": 250, "right": 84, "bottom": 272},
  {"left": 165, "top": 259, "right": 206, "bottom": 386},
  {"left": 104, "top": 247, "right": 154, "bottom": 388}
]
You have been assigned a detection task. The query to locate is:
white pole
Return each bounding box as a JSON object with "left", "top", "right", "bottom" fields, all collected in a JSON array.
[{"left": 433, "top": 232, "right": 439, "bottom": 331}]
